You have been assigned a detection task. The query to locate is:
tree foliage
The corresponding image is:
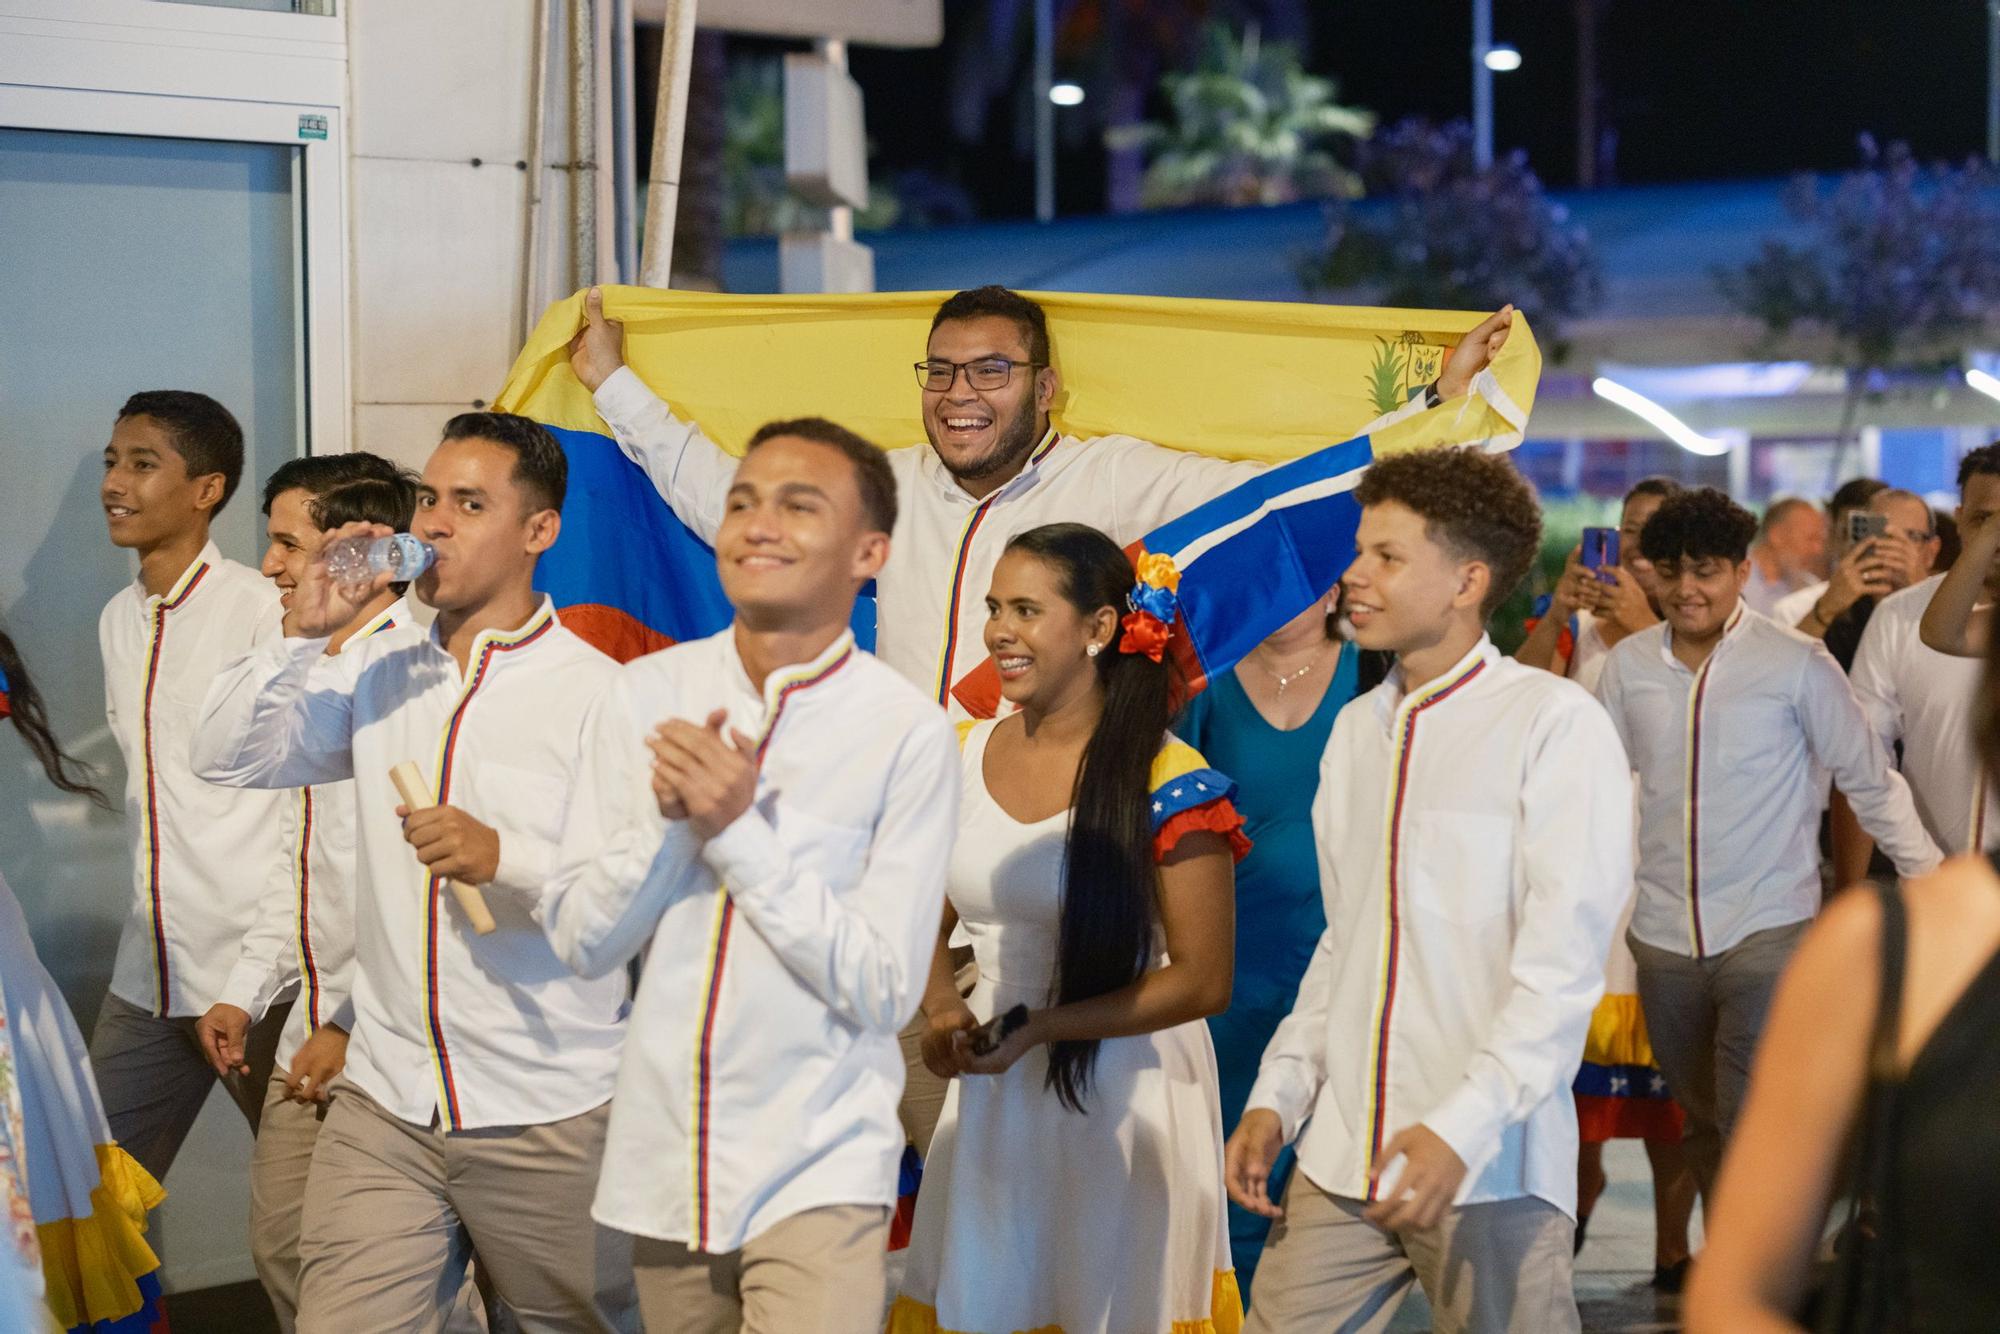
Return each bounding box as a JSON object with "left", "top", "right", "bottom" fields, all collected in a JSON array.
[
  {"left": 1716, "top": 137, "right": 2000, "bottom": 370},
  {"left": 1302, "top": 119, "right": 1601, "bottom": 349},
  {"left": 1108, "top": 23, "right": 1374, "bottom": 210}
]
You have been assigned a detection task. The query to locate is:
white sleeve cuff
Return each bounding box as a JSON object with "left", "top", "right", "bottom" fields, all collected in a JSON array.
[{"left": 699, "top": 807, "right": 786, "bottom": 891}]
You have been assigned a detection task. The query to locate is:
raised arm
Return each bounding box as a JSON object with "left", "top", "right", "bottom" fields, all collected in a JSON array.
[
  {"left": 1918, "top": 511, "right": 1999, "bottom": 657},
  {"left": 1107, "top": 306, "right": 1519, "bottom": 539},
  {"left": 570, "top": 286, "right": 738, "bottom": 545}
]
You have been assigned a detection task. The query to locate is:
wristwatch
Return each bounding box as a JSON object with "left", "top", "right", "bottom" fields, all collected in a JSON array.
[{"left": 1423, "top": 380, "right": 1444, "bottom": 409}]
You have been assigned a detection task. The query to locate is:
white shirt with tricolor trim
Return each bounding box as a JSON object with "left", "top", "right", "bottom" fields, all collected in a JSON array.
[
  {"left": 192, "top": 597, "right": 628, "bottom": 1130},
  {"left": 211, "top": 599, "right": 421, "bottom": 1069},
  {"left": 1246, "top": 640, "right": 1630, "bottom": 1217},
  {"left": 1849, "top": 574, "right": 1999, "bottom": 857},
  {"left": 1597, "top": 606, "right": 1943, "bottom": 960},
  {"left": 99, "top": 541, "right": 291, "bottom": 1018},
  {"left": 544, "top": 628, "right": 958, "bottom": 1253},
  {"left": 591, "top": 368, "right": 1431, "bottom": 718}
]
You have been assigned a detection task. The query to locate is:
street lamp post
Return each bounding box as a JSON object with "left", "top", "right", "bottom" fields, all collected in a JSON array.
[{"left": 1473, "top": 0, "right": 1494, "bottom": 169}]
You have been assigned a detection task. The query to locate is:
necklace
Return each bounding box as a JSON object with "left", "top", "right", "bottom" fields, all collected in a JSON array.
[{"left": 1257, "top": 642, "right": 1331, "bottom": 697}]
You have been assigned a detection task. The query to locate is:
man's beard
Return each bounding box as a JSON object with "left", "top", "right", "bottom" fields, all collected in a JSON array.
[{"left": 930, "top": 399, "right": 1043, "bottom": 486}]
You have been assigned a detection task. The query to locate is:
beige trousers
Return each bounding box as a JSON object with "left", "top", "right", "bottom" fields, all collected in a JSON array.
[
  {"left": 630, "top": 1204, "right": 889, "bottom": 1334},
  {"left": 296, "top": 1079, "right": 637, "bottom": 1334},
  {"left": 248, "top": 1068, "right": 323, "bottom": 1332},
  {"left": 1243, "top": 1175, "right": 1578, "bottom": 1334}
]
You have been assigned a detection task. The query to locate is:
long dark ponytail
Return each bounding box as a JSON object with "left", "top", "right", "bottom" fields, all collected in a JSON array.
[
  {"left": 0, "top": 626, "right": 110, "bottom": 807},
  {"left": 1004, "top": 524, "right": 1176, "bottom": 1112}
]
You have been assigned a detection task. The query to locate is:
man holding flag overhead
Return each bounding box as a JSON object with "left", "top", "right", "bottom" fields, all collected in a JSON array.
[{"left": 564, "top": 284, "right": 1517, "bottom": 720}]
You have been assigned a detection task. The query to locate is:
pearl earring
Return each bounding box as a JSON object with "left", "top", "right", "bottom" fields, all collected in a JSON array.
[{"left": 1086, "top": 643, "right": 1102, "bottom": 658}]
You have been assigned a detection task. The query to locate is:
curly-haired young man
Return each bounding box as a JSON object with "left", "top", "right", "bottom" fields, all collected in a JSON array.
[
  {"left": 1595, "top": 486, "right": 1941, "bottom": 1203},
  {"left": 1226, "top": 447, "right": 1632, "bottom": 1333}
]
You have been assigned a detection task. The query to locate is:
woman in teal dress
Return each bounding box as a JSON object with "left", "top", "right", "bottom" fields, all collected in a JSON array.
[{"left": 1175, "top": 590, "right": 1379, "bottom": 1295}]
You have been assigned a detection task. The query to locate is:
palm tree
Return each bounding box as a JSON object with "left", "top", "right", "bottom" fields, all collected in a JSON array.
[{"left": 1109, "top": 21, "right": 1373, "bottom": 209}]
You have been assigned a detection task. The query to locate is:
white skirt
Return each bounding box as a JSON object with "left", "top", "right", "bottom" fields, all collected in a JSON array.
[{"left": 891, "top": 973, "right": 1242, "bottom": 1334}]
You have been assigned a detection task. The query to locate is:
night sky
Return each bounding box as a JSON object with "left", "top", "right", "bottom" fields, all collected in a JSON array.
[{"left": 840, "top": 1, "right": 1995, "bottom": 220}]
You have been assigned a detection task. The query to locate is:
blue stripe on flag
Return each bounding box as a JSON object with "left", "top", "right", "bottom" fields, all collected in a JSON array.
[{"left": 1146, "top": 433, "right": 1377, "bottom": 687}]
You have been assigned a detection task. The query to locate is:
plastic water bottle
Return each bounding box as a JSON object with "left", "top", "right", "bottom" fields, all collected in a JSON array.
[{"left": 323, "top": 532, "right": 434, "bottom": 586}]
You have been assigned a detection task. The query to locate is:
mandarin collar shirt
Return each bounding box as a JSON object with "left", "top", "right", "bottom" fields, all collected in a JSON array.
[
  {"left": 214, "top": 600, "right": 420, "bottom": 1068},
  {"left": 543, "top": 628, "right": 958, "bottom": 1253},
  {"left": 1246, "top": 640, "right": 1632, "bottom": 1217},
  {"left": 1596, "top": 606, "right": 1943, "bottom": 959},
  {"left": 591, "top": 367, "right": 1429, "bottom": 716},
  {"left": 99, "top": 541, "right": 291, "bottom": 1018},
  {"left": 193, "top": 598, "right": 628, "bottom": 1129},
  {"left": 1849, "top": 574, "right": 2000, "bottom": 856}
]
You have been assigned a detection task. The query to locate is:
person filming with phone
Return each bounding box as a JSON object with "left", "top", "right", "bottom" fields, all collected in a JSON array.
[{"left": 1795, "top": 489, "right": 1940, "bottom": 667}]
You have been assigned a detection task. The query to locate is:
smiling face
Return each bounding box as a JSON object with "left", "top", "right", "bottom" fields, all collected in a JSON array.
[
  {"left": 101, "top": 414, "right": 223, "bottom": 552},
  {"left": 716, "top": 435, "right": 888, "bottom": 630},
  {"left": 921, "top": 315, "right": 1055, "bottom": 488},
  {"left": 1340, "top": 500, "right": 1485, "bottom": 657},
  {"left": 983, "top": 547, "right": 1117, "bottom": 711},
  {"left": 1652, "top": 553, "right": 1748, "bottom": 642},
  {"left": 260, "top": 487, "right": 321, "bottom": 611},
  {"left": 411, "top": 437, "right": 556, "bottom": 614}
]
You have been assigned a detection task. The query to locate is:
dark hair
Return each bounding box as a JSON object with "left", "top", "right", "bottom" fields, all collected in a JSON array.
[
  {"left": 311, "top": 475, "right": 420, "bottom": 534},
  {"left": 1959, "top": 442, "right": 2000, "bottom": 492},
  {"left": 1829, "top": 476, "right": 1888, "bottom": 521},
  {"left": 1625, "top": 476, "right": 1680, "bottom": 505},
  {"left": 1759, "top": 495, "right": 1819, "bottom": 537},
  {"left": 440, "top": 412, "right": 567, "bottom": 513},
  {"left": 0, "top": 628, "right": 109, "bottom": 807},
  {"left": 930, "top": 285, "right": 1052, "bottom": 367},
  {"left": 746, "top": 417, "right": 899, "bottom": 534},
  {"left": 117, "top": 391, "right": 246, "bottom": 512},
  {"left": 1004, "top": 523, "right": 1175, "bottom": 1113},
  {"left": 261, "top": 452, "right": 404, "bottom": 518},
  {"left": 1639, "top": 487, "right": 1759, "bottom": 565},
  {"left": 1935, "top": 508, "right": 1962, "bottom": 571},
  {"left": 1352, "top": 447, "right": 1542, "bottom": 617}
]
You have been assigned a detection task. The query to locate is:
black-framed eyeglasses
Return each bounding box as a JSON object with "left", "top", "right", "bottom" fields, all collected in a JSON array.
[{"left": 914, "top": 358, "right": 1047, "bottom": 392}]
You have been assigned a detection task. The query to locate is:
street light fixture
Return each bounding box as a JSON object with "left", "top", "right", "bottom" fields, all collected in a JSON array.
[
  {"left": 1483, "top": 44, "right": 1522, "bottom": 72},
  {"left": 1050, "top": 82, "right": 1085, "bottom": 107},
  {"left": 1593, "top": 376, "right": 1735, "bottom": 457}
]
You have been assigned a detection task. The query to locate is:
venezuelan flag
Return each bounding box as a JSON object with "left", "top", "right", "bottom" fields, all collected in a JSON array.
[{"left": 492, "top": 287, "right": 1539, "bottom": 676}]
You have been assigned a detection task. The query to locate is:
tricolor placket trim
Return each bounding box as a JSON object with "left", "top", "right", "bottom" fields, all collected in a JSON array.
[
  {"left": 1363, "top": 655, "right": 1486, "bottom": 1201},
  {"left": 139, "top": 560, "right": 211, "bottom": 1015}
]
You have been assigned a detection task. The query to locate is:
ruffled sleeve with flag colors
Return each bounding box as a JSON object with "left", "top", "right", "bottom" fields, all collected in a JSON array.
[{"left": 1150, "top": 741, "right": 1251, "bottom": 864}]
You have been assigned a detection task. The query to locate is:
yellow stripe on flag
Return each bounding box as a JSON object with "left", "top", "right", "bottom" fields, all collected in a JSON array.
[{"left": 495, "top": 287, "right": 1540, "bottom": 464}]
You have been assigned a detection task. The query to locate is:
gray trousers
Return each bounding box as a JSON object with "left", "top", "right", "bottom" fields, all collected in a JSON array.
[
  {"left": 1244, "top": 1175, "right": 1578, "bottom": 1334},
  {"left": 88, "top": 990, "right": 292, "bottom": 1182},
  {"left": 1629, "top": 920, "right": 1808, "bottom": 1199},
  {"left": 296, "top": 1080, "right": 637, "bottom": 1334},
  {"left": 630, "top": 1204, "right": 889, "bottom": 1334}
]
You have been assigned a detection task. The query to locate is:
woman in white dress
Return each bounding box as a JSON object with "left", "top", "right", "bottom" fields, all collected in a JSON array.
[
  {"left": 891, "top": 523, "right": 1250, "bottom": 1334},
  {"left": 0, "top": 629, "right": 167, "bottom": 1334}
]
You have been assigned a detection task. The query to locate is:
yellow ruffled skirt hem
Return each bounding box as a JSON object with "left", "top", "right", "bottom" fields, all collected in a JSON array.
[
  {"left": 35, "top": 1144, "right": 165, "bottom": 1330},
  {"left": 887, "top": 1268, "right": 1244, "bottom": 1334},
  {"left": 1581, "top": 993, "right": 1657, "bottom": 1068}
]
